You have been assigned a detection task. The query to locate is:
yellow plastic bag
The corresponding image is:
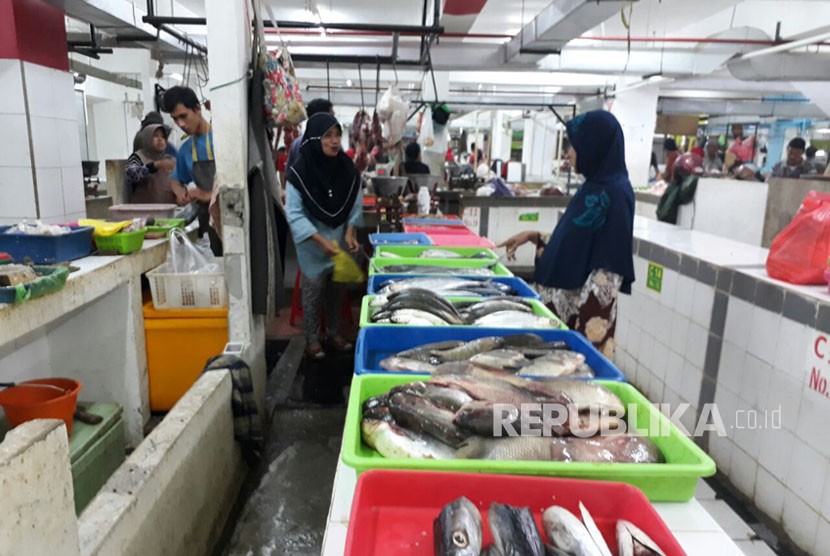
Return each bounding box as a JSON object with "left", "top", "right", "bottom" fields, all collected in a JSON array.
[
  {"left": 332, "top": 248, "right": 365, "bottom": 283},
  {"left": 78, "top": 219, "right": 132, "bottom": 236}
]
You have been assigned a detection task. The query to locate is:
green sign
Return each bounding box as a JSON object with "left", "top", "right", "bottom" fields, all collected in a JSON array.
[
  {"left": 519, "top": 212, "right": 539, "bottom": 222},
  {"left": 647, "top": 262, "right": 664, "bottom": 293}
]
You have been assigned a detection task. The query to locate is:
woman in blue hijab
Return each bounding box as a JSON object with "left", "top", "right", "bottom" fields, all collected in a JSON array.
[{"left": 499, "top": 110, "right": 635, "bottom": 356}]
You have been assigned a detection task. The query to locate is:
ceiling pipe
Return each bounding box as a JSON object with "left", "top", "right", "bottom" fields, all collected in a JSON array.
[
  {"left": 728, "top": 52, "right": 830, "bottom": 81},
  {"left": 739, "top": 29, "right": 830, "bottom": 60}
]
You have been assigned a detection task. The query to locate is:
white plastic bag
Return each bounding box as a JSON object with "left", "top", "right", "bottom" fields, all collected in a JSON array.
[
  {"left": 418, "top": 107, "right": 435, "bottom": 148},
  {"left": 166, "top": 228, "right": 220, "bottom": 274},
  {"left": 376, "top": 86, "right": 409, "bottom": 145}
]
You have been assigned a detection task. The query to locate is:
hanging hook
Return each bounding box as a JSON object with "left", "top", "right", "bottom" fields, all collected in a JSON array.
[
  {"left": 375, "top": 58, "right": 381, "bottom": 107},
  {"left": 326, "top": 60, "right": 331, "bottom": 99},
  {"left": 358, "top": 62, "right": 365, "bottom": 110},
  {"left": 393, "top": 59, "right": 399, "bottom": 86}
]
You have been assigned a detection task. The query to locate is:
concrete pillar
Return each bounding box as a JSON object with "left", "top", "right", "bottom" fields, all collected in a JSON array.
[
  {"left": 0, "top": 0, "right": 85, "bottom": 225},
  {"left": 609, "top": 80, "right": 660, "bottom": 188},
  {"left": 205, "top": 0, "right": 267, "bottom": 414}
]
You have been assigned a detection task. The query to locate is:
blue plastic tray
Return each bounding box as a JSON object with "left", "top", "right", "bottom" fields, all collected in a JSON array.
[
  {"left": 368, "top": 232, "right": 432, "bottom": 247},
  {"left": 367, "top": 274, "right": 540, "bottom": 300},
  {"left": 402, "top": 217, "right": 466, "bottom": 227},
  {"left": 354, "top": 327, "right": 625, "bottom": 381},
  {"left": 0, "top": 226, "right": 94, "bottom": 264}
]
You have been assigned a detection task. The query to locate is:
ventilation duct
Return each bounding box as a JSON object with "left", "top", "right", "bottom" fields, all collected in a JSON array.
[{"left": 728, "top": 53, "right": 830, "bottom": 81}]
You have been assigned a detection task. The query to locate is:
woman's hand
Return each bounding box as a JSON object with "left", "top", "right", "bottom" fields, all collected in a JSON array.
[
  {"left": 345, "top": 228, "right": 360, "bottom": 254},
  {"left": 312, "top": 234, "right": 340, "bottom": 257},
  {"left": 497, "top": 231, "right": 540, "bottom": 261},
  {"left": 188, "top": 188, "right": 213, "bottom": 203},
  {"left": 154, "top": 158, "right": 176, "bottom": 173}
]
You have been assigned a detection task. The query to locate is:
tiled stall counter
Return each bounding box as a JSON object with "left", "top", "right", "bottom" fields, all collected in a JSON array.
[{"left": 615, "top": 218, "right": 830, "bottom": 555}]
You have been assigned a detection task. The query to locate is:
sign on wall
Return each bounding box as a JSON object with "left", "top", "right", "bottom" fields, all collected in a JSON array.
[{"left": 646, "top": 262, "right": 664, "bottom": 293}]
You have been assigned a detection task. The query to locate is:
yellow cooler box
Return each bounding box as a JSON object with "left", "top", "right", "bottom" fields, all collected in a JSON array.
[{"left": 143, "top": 301, "right": 228, "bottom": 411}]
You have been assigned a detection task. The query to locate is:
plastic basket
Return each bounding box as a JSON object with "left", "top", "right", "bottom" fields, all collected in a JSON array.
[
  {"left": 369, "top": 258, "right": 513, "bottom": 277},
  {"left": 354, "top": 327, "right": 623, "bottom": 381},
  {"left": 342, "top": 376, "right": 716, "bottom": 502},
  {"left": 426, "top": 233, "right": 496, "bottom": 248},
  {"left": 368, "top": 233, "right": 432, "bottom": 247},
  {"left": 0, "top": 265, "right": 70, "bottom": 304},
  {"left": 145, "top": 218, "right": 186, "bottom": 239},
  {"left": 0, "top": 226, "right": 93, "bottom": 264},
  {"left": 146, "top": 261, "right": 227, "bottom": 309},
  {"left": 345, "top": 470, "right": 686, "bottom": 555},
  {"left": 359, "top": 295, "right": 566, "bottom": 329},
  {"left": 94, "top": 229, "right": 146, "bottom": 255},
  {"left": 375, "top": 245, "right": 497, "bottom": 260},
  {"left": 367, "top": 275, "right": 540, "bottom": 300}
]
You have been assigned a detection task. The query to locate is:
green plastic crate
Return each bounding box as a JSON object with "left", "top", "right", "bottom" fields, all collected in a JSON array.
[
  {"left": 375, "top": 245, "right": 498, "bottom": 260},
  {"left": 70, "top": 402, "right": 125, "bottom": 514},
  {"left": 369, "top": 257, "right": 513, "bottom": 277},
  {"left": 342, "top": 375, "right": 716, "bottom": 502},
  {"left": 359, "top": 295, "right": 566, "bottom": 329},
  {"left": 94, "top": 228, "right": 146, "bottom": 255},
  {"left": 145, "top": 218, "right": 185, "bottom": 238}
]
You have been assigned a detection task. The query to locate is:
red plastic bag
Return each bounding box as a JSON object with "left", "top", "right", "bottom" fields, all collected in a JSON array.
[{"left": 766, "top": 191, "right": 830, "bottom": 284}]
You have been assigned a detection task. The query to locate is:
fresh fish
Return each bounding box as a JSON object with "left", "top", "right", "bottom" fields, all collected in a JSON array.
[
  {"left": 390, "top": 310, "right": 452, "bottom": 326},
  {"left": 546, "top": 380, "right": 625, "bottom": 416},
  {"left": 617, "top": 520, "right": 667, "bottom": 556},
  {"left": 520, "top": 351, "right": 587, "bottom": 377},
  {"left": 362, "top": 394, "right": 388, "bottom": 414},
  {"left": 431, "top": 336, "right": 505, "bottom": 362},
  {"left": 380, "top": 277, "right": 479, "bottom": 294},
  {"left": 470, "top": 349, "right": 529, "bottom": 370},
  {"left": 434, "top": 497, "right": 483, "bottom": 556},
  {"left": 363, "top": 404, "right": 395, "bottom": 422},
  {"left": 432, "top": 361, "right": 508, "bottom": 376},
  {"left": 423, "top": 384, "right": 475, "bottom": 412},
  {"left": 502, "top": 333, "right": 548, "bottom": 347},
  {"left": 418, "top": 248, "right": 465, "bottom": 259},
  {"left": 543, "top": 506, "right": 603, "bottom": 556},
  {"left": 385, "top": 301, "right": 464, "bottom": 325},
  {"left": 579, "top": 502, "right": 612, "bottom": 556},
  {"left": 430, "top": 374, "right": 559, "bottom": 407},
  {"left": 387, "top": 392, "right": 470, "bottom": 447},
  {"left": 378, "top": 264, "right": 496, "bottom": 277},
  {"left": 380, "top": 356, "right": 437, "bottom": 373},
  {"left": 453, "top": 400, "right": 523, "bottom": 437},
  {"left": 488, "top": 504, "right": 545, "bottom": 556},
  {"left": 398, "top": 340, "right": 465, "bottom": 359},
  {"left": 466, "top": 299, "right": 533, "bottom": 320},
  {"left": 456, "top": 434, "right": 663, "bottom": 463},
  {"left": 389, "top": 381, "right": 429, "bottom": 396},
  {"left": 360, "top": 419, "right": 454, "bottom": 459},
  {"left": 473, "top": 311, "right": 561, "bottom": 328},
  {"left": 370, "top": 295, "right": 389, "bottom": 307}
]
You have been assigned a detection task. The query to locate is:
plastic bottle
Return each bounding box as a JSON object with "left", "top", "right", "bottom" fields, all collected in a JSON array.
[{"left": 417, "top": 185, "right": 431, "bottom": 215}]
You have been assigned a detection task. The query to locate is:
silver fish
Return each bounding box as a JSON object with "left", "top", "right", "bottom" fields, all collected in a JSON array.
[
  {"left": 473, "top": 311, "right": 560, "bottom": 328},
  {"left": 456, "top": 435, "right": 663, "bottom": 463},
  {"left": 360, "top": 419, "right": 454, "bottom": 459},
  {"left": 579, "top": 502, "right": 612, "bottom": 556},
  {"left": 434, "top": 497, "right": 483, "bottom": 556},
  {"left": 543, "top": 506, "right": 603, "bottom": 556},
  {"left": 398, "top": 340, "right": 465, "bottom": 359},
  {"left": 380, "top": 356, "right": 437, "bottom": 373},
  {"left": 423, "top": 384, "right": 475, "bottom": 412},
  {"left": 520, "top": 351, "right": 587, "bottom": 377},
  {"left": 388, "top": 392, "right": 470, "bottom": 447},
  {"left": 419, "top": 248, "right": 465, "bottom": 259},
  {"left": 381, "top": 277, "right": 478, "bottom": 294},
  {"left": 378, "top": 264, "right": 495, "bottom": 276},
  {"left": 489, "top": 504, "right": 545, "bottom": 556},
  {"left": 431, "top": 336, "right": 505, "bottom": 362},
  {"left": 470, "top": 349, "right": 528, "bottom": 370},
  {"left": 389, "top": 309, "right": 452, "bottom": 325},
  {"left": 617, "top": 520, "right": 668, "bottom": 556}
]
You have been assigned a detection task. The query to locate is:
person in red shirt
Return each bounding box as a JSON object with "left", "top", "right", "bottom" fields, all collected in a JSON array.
[{"left": 445, "top": 146, "right": 454, "bottom": 162}]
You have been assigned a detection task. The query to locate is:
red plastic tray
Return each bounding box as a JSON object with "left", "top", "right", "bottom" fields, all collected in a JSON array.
[
  {"left": 344, "top": 470, "right": 686, "bottom": 556},
  {"left": 426, "top": 232, "right": 496, "bottom": 248},
  {"left": 405, "top": 224, "right": 473, "bottom": 235}
]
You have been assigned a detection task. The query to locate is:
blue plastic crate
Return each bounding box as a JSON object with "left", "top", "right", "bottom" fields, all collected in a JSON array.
[
  {"left": 367, "top": 274, "right": 540, "bottom": 300},
  {"left": 368, "top": 232, "right": 432, "bottom": 247},
  {"left": 354, "top": 327, "right": 625, "bottom": 381},
  {"left": 0, "top": 226, "right": 94, "bottom": 264}
]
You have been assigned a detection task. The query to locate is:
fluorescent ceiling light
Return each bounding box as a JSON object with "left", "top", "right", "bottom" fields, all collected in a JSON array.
[{"left": 170, "top": 73, "right": 183, "bottom": 82}]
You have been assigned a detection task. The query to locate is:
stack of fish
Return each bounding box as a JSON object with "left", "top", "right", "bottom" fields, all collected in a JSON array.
[
  {"left": 380, "top": 248, "right": 493, "bottom": 260},
  {"left": 435, "top": 497, "right": 667, "bottom": 556},
  {"left": 376, "top": 276, "right": 516, "bottom": 298},
  {"left": 369, "top": 290, "right": 561, "bottom": 328},
  {"left": 380, "top": 333, "right": 593, "bottom": 378},
  {"left": 373, "top": 263, "right": 498, "bottom": 276},
  {"left": 361, "top": 367, "right": 664, "bottom": 463}
]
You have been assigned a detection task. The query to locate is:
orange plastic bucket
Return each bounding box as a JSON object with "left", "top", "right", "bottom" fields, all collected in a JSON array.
[{"left": 0, "top": 378, "right": 81, "bottom": 436}]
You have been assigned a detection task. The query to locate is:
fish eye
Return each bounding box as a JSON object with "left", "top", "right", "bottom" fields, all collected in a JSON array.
[{"left": 451, "top": 530, "right": 469, "bottom": 547}]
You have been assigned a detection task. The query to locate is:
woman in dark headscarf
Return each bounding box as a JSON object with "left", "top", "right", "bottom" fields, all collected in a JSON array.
[
  {"left": 499, "top": 110, "right": 635, "bottom": 356},
  {"left": 125, "top": 123, "right": 177, "bottom": 204},
  {"left": 286, "top": 112, "right": 363, "bottom": 359}
]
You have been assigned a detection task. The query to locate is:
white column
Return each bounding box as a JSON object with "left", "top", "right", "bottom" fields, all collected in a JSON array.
[
  {"left": 610, "top": 81, "right": 660, "bottom": 188},
  {"left": 205, "top": 0, "right": 267, "bottom": 414}
]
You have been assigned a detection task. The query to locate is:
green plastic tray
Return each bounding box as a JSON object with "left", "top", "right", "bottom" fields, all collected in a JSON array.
[
  {"left": 145, "top": 218, "right": 185, "bottom": 237},
  {"left": 360, "top": 295, "right": 566, "bottom": 329},
  {"left": 94, "top": 228, "right": 146, "bottom": 255},
  {"left": 375, "top": 245, "right": 498, "bottom": 260},
  {"left": 342, "top": 375, "right": 716, "bottom": 502},
  {"left": 369, "top": 257, "right": 513, "bottom": 277}
]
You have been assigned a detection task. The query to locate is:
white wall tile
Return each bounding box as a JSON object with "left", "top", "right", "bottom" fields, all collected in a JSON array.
[
  {"left": 675, "top": 274, "right": 696, "bottom": 318},
  {"left": 685, "top": 322, "right": 708, "bottom": 369},
  {"left": 741, "top": 354, "right": 772, "bottom": 410},
  {"left": 616, "top": 314, "right": 629, "bottom": 347},
  {"left": 782, "top": 489, "right": 820, "bottom": 552},
  {"left": 797, "top": 389, "right": 830, "bottom": 459},
  {"left": 61, "top": 166, "right": 85, "bottom": 215},
  {"left": 759, "top": 427, "right": 797, "bottom": 482},
  {"left": 680, "top": 361, "right": 703, "bottom": 406},
  {"left": 670, "top": 315, "right": 690, "bottom": 356},
  {"left": 766, "top": 370, "right": 803, "bottom": 432},
  {"left": 665, "top": 350, "right": 684, "bottom": 393},
  {"left": 746, "top": 306, "right": 781, "bottom": 364},
  {"left": 733, "top": 419, "right": 763, "bottom": 460},
  {"left": 690, "top": 281, "right": 715, "bottom": 328},
  {"left": 57, "top": 119, "right": 82, "bottom": 168},
  {"left": 786, "top": 440, "right": 829, "bottom": 511},
  {"left": 0, "top": 166, "right": 37, "bottom": 218},
  {"left": 639, "top": 332, "right": 655, "bottom": 374},
  {"left": 628, "top": 324, "right": 642, "bottom": 361},
  {"left": 719, "top": 340, "right": 746, "bottom": 396},
  {"left": 0, "top": 59, "right": 25, "bottom": 115},
  {"left": 724, "top": 297, "right": 753, "bottom": 350},
  {"left": 755, "top": 466, "right": 786, "bottom": 521},
  {"left": 22, "top": 63, "right": 57, "bottom": 119},
  {"left": 774, "top": 318, "right": 811, "bottom": 377},
  {"left": 658, "top": 268, "right": 678, "bottom": 309},
  {"left": 815, "top": 519, "right": 830, "bottom": 554},
  {"left": 35, "top": 168, "right": 64, "bottom": 218},
  {"left": 709, "top": 434, "right": 734, "bottom": 475},
  {"left": 29, "top": 116, "right": 61, "bottom": 168},
  {"left": 0, "top": 114, "right": 32, "bottom": 167},
  {"left": 715, "top": 385, "right": 739, "bottom": 439},
  {"left": 652, "top": 340, "right": 670, "bottom": 382},
  {"left": 822, "top": 479, "right": 830, "bottom": 522},
  {"left": 52, "top": 72, "right": 76, "bottom": 121},
  {"left": 729, "top": 446, "right": 758, "bottom": 500}
]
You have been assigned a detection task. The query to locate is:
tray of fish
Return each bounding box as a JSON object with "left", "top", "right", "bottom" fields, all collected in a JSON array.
[
  {"left": 375, "top": 246, "right": 498, "bottom": 260},
  {"left": 360, "top": 292, "right": 566, "bottom": 329},
  {"left": 342, "top": 373, "right": 716, "bottom": 502},
  {"left": 369, "top": 232, "right": 432, "bottom": 247},
  {"left": 354, "top": 328, "right": 625, "bottom": 381},
  {"left": 344, "top": 470, "right": 685, "bottom": 555},
  {"left": 367, "top": 275, "right": 541, "bottom": 300},
  {"left": 369, "top": 258, "right": 513, "bottom": 277}
]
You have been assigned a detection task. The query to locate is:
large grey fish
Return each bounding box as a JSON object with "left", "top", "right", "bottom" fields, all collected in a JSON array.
[
  {"left": 473, "top": 311, "right": 561, "bottom": 328},
  {"left": 430, "top": 374, "right": 563, "bottom": 407},
  {"left": 380, "top": 277, "right": 480, "bottom": 294},
  {"left": 418, "top": 248, "right": 465, "bottom": 259},
  {"left": 361, "top": 419, "right": 454, "bottom": 459},
  {"left": 456, "top": 434, "right": 663, "bottom": 463},
  {"left": 423, "top": 384, "right": 475, "bottom": 411},
  {"left": 488, "top": 504, "right": 545, "bottom": 556},
  {"left": 520, "top": 351, "right": 587, "bottom": 377},
  {"left": 387, "top": 392, "right": 470, "bottom": 447},
  {"left": 389, "top": 309, "right": 453, "bottom": 326},
  {"left": 542, "top": 506, "right": 603, "bottom": 556},
  {"left": 384, "top": 299, "right": 464, "bottom": 325},
  {"left": 434, "top": 497, "right": 482, "bottom": 556},
  {"left": 380, "top": 356, "right": 438, "bottom": 373},
  {"left": 502, "top": 333, "right": 548, "bottom": 347},
  {"left": 398, "top": 340, "right": 465, "bottom": 360},
  {"left": 470, "top": 349, "right": 528, "bottom": 370},
  {"left": 378, "top": 264, "right": 495, "bottom": 276},
  {"left": 431, "top": 336, "right": 505, "bottom": 362},
  {"left": 453, "top": 400, "right": 522, "bottom": 437},
  {"left": 466, "top": 299, "right": 533, "bottom": 320},
  {"left": 617, "top": 520, "right": 668, "bottom": 556}
]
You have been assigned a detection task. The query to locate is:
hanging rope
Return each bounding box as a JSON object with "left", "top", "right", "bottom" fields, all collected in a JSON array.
[
  {"left": 358, "top": 62, "right": 365, "bottom": 109},
  {"left": 375, "top": 60, "right": 381, "bottom": 107},
  {"left": 326, "top": 60, "right": 331, "bottom": 98},
  {"left": 621, "top": 0, "right": 634, "bottom": 73}
]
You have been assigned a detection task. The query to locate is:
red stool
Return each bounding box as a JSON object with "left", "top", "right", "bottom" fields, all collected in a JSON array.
[{"left": 289, "top": 269, "right": 353, "bottom": 330}]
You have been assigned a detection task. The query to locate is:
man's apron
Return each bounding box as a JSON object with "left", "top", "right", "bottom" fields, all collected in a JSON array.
[{"left": 191, "top": 133, "right": 222, "bottom": 255}]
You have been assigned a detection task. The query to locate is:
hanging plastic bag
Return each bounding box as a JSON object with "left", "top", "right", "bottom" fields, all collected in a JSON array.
[
  {"left": 376, "top": 86, "right": 409, "bottom": 145},
  {"left": 418, "top": 106, "right": 435, "bottom": 148},
  {"left": 766, "top": 191, "right": 830, "bottom": 284},
  {"left": 331, "top": 246, "right": 365, "bottom": 284},
  {"left": 166, "top": 228, "right": 220, "bottom": 274}
]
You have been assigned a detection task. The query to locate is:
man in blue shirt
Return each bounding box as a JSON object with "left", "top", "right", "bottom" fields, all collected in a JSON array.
[{"left": 164, "top": 86, "right": 214, "bottom": 205}]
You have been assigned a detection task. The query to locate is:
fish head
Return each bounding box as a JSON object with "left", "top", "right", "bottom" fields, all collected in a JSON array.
[{"left": 434, "top": 497, "right": 482, "bottom": 556}]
